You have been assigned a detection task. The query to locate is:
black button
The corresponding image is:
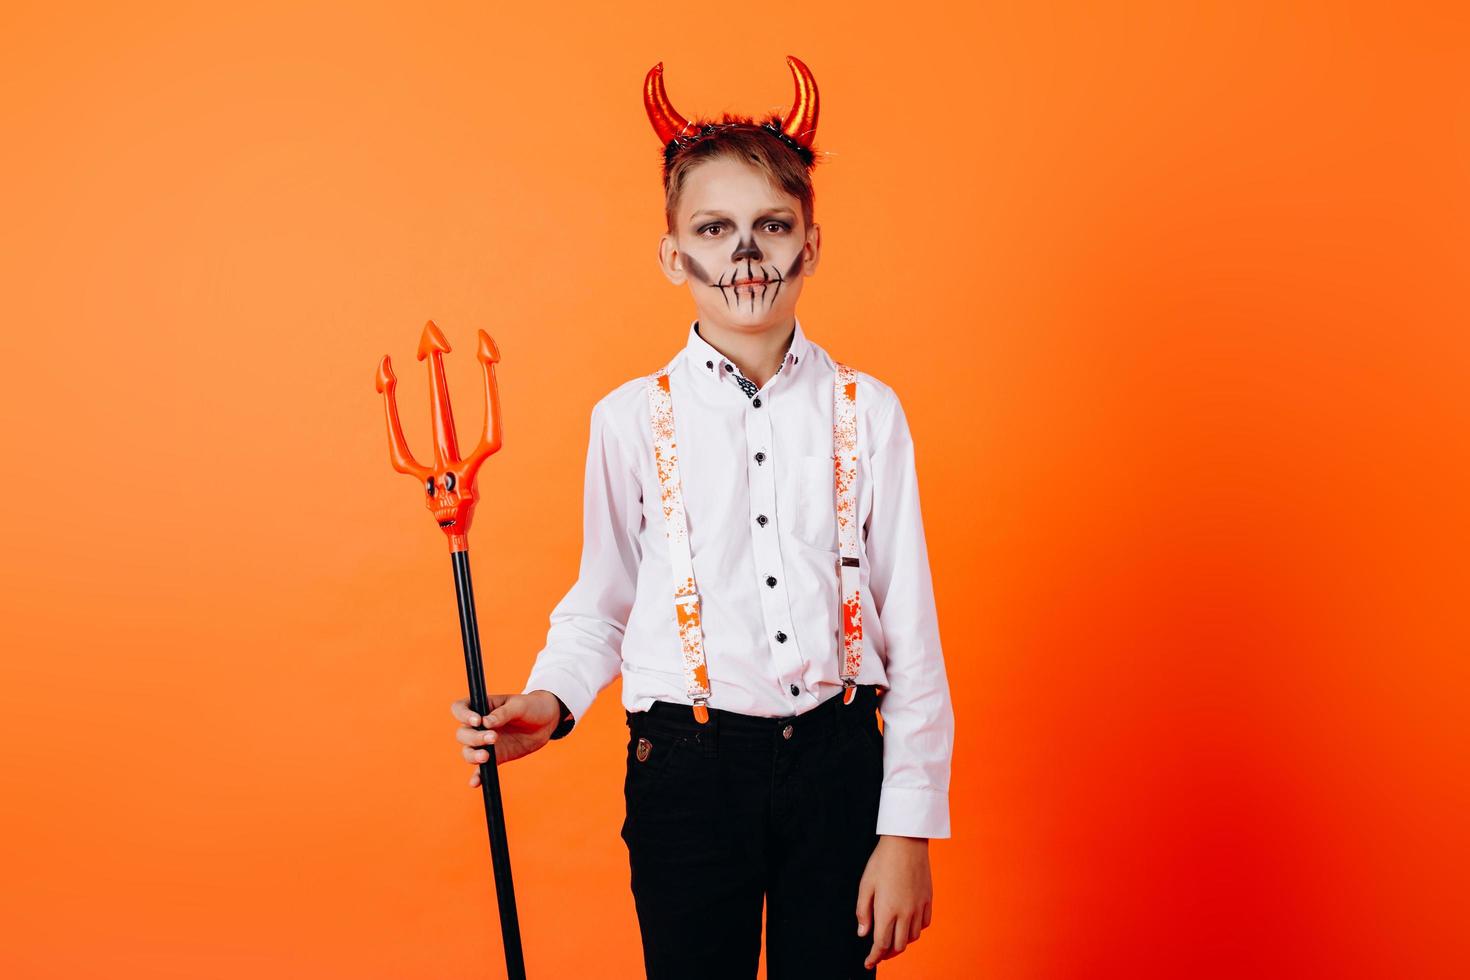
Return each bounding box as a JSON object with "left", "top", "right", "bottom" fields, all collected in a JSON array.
[
  {"left": 754, "top": 451, "right": 766, "bottom": 463},
  {"left": 705, "top": 359, "right": 713, "bottom": 369},
  {"left": 766, "top": 575, "right": 777, "bottom": 588},
  {"left": 752, "top": 397, "right": 762, "bottom": 408},
  {"left": 756, "top": 514, "right": 768, "bottom": 526},
  {"left": 789, "top": 684, "right": 799, "bottom": 696},
  {"left": 724, "top": 363, "right": 733, "bottom": 372},
  {"left": 775, "top": 631, "right": 787, "bottom": 643}
]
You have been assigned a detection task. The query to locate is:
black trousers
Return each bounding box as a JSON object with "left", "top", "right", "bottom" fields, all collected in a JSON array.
[{"left": 620, "top": 683, "right": 885, "bottom": 980}]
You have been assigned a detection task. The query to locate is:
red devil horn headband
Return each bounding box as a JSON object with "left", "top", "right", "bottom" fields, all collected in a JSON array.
[{"left": 643, "top": 55, "right": 820, "bottom": 153}]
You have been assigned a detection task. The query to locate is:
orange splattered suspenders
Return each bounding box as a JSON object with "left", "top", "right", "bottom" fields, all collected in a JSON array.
[{"left": 644, "top": 361, "right": 864, "bottom": 725}]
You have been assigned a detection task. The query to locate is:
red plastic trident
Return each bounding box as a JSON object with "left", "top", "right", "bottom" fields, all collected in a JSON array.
[{"left": 375, "top": 320, "right": 526, "bottom": 980}]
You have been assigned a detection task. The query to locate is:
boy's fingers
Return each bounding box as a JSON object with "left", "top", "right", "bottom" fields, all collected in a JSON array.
[
  {"left": 891, "top": 914, "right": 910, "bottom": 953},
  {"left": 483, "top": 697, "right": 525, "bottom": 729},
  {"left": 455, "top": 727, "right": 497, "bottom": 747},
  {"left": 865, "top": 912, "right": 895, "bottom": 968},
  {"left": 452, "top": 693, "right": 514, "bottom": 728},
  {"left": 921, "top": 901, "right": 932, "bottom": 929},
  {"left": 854, "top": 880, "right": 874, "bottom": 936},
  {"left": 469, "top": 772, "right": 480, "bottom": 788},
  {"left": 450, "top": 698, "right": 477, "bottom": 726}
]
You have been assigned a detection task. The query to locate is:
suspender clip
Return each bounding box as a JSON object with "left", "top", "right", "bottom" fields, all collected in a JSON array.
[
  {"left": 841, "top": 678, "right": 857, "bottom": 705},
  {"left": 692, "top": 697, "right": 710, "bottom": 725}
]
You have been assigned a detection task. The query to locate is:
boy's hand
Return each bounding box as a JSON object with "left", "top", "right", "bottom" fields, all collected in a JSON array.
[
  {"left": 451, "top": 690, "right": 562, "bottom": 787},
  {"left": 855, "top": 834, "right": 933, "bottom": 969}
]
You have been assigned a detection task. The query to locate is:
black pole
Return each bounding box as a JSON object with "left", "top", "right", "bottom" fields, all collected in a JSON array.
[{"left": 451, "top": 547, "right": 527, "bottom": 980}]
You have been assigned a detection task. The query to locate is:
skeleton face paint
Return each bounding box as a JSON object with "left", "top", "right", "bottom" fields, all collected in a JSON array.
[
  {"left": 683, "top": 247, "right": 805, "bottom": 315},
  {"left": 672, "top": 156, "right": 813, "bottom": 328}
]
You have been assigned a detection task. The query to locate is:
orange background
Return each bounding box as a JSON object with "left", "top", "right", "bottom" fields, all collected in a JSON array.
[{"left": 2, "top": 2, "right": 1467, "bottom": 977}]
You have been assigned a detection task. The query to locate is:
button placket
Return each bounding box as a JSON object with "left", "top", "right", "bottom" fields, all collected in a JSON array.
[{"left": 743, "top": 389, "right": 805, "bottom": 705}]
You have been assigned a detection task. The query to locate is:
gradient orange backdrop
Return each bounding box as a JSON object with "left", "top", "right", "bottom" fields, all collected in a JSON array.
[{"left": 2, "top": 2, "right": 1467, "bottom": 977}]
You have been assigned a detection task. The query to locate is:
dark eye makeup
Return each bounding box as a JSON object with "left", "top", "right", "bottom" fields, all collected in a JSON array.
[{"left": 696, "top": 219, "right": 790, "bottom": 236}]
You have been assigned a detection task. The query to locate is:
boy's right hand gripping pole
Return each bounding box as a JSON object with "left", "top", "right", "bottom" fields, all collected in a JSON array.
[{"left": 376, "top": 320, "right": 526, "bottom": 980}]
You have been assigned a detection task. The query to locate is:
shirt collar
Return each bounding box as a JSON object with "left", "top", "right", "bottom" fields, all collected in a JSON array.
[{"left": 685, "top": 316, "right": 812, "bottom": 387}]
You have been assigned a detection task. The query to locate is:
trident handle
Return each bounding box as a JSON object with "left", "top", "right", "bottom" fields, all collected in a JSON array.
[
  {"left": 376, "top": 320, "right": 525, "bottom": 979},
  {"left": 453, "top": 547, "right": 526, "bottom": 980}
]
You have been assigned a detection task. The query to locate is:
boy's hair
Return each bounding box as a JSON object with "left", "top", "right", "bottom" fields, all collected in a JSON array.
[{"left": 661, "top": 116, "right": 818, "bottom": 235}]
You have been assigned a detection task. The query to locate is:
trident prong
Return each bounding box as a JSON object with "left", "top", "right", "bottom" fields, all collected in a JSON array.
[
  {"left": 417, "top": 319, "right": 460, "bottom": 468},
  {"left": 462, "top": 329, "right": 503, "bottom": 485},
  {"left": 375, "top": 355, "right": 431, "bottom": 481}
]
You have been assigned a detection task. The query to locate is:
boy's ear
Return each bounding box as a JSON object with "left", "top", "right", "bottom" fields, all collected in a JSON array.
[
  {"left": 658, "top": 233, "right": 688, "bottom": 285},
  {"left": 802, "top": 221, "right": 822, "bottom": 275}
]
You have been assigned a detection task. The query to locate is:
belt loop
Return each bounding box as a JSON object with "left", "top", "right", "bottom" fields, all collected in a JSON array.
[
  {"left": 820, "top": 687, "right": 842, "bottom": 738},
  {"left": 853, "top": 687, "right": 868, "bottom": 730},
  {"left": 700, "top": 703, "right": 720, "bottom": 757}
]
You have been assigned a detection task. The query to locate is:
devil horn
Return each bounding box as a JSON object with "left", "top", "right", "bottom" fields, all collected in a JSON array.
[
  {"left": 779, "top": 55, "right": 819, "bottom": 148},
  {"left": 643, "top": 61, "right": 691, "bottom": 145}
]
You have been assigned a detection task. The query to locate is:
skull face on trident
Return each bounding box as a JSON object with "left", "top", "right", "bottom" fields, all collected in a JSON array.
[{"left": 375, "top": 319, "right": 503, "bottom": 553}]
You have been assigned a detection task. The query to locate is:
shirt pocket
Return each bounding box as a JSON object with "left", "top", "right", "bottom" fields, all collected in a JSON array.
[{"left": 790, "top": 453, "right": 837, "bottom": 550}]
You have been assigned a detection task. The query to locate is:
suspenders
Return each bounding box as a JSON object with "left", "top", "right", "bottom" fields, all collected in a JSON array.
[
  {"left": 644, "top": 370, "right": 714, "bottom": 722},
  {"left": 643, "top": 360, "right": 864, "bottom": 724},
  {"left": 833, "top": 362, "right": 865, "bottom": 704}
]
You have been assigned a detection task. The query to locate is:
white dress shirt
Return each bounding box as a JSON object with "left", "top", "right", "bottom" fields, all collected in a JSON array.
[{"left": 522, "top": 316, "right": 955, "bottom": 838}]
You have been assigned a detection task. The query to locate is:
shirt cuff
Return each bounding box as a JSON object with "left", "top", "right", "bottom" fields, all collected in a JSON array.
[
  {"left": 521, "top": 665, "right": 598, "bottom": 734},
  {"left": 876, "top": 786, "right": 951, "bottom": 839}
]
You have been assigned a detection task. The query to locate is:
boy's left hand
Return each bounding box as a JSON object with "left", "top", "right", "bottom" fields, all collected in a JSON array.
[{"left": 856, "top": 834, "right": 933, "bottom": 968}]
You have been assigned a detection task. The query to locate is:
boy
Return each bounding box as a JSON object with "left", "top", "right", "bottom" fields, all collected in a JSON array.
[{"left": 451, "top": 56, "right": 954, "bottom": 979}]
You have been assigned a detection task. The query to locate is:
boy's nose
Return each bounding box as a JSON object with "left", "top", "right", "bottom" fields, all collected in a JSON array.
[{"left": 732, "top": 238, "right": 762, "bottom": 262}]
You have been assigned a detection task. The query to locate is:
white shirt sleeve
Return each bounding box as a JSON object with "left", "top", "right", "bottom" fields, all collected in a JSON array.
[
  {"left": 521, "top": 399, "right": 643, "bottom": 731},
  {"left": 865, "top": 391, "right": 955, "bottom": 839}
]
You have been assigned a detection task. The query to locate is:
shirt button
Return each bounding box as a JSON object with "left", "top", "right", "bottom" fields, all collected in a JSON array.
[
  {"left": 724, "top": 363, "right": 734, "bottom": 372},
  {"left": 754, "top": 451, "right": 766, "bottom": 464},
  {"left": 775, "top": 631, "right": 787, "bottom": 643},
  {"left": 766, "top": 575, "right": 777, "bottom": 588},
  {"left": 705, "top": 360, "right": 713, "bottom": 370},
  {"left": 782, "top": 724, "right": 794, "bottom": 739},
  {"left": 752, "top": 397, "right": 762, "bottom": 408},
  {"left": 756, "top": 514, "right": 768, "bottom": 526},
  {"left": 789, "top": 684, "right": 799, "bottom": 696}
]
